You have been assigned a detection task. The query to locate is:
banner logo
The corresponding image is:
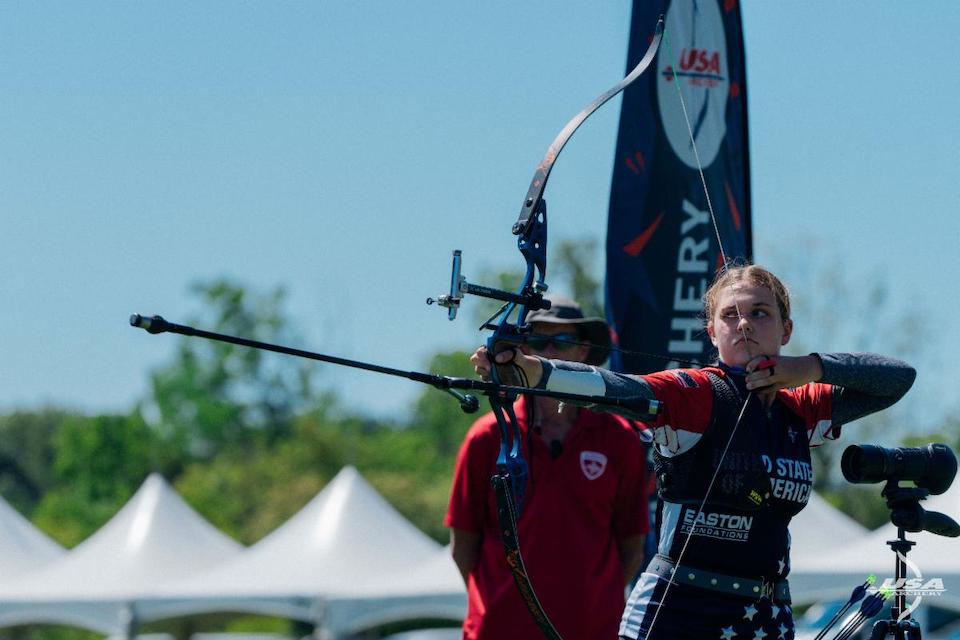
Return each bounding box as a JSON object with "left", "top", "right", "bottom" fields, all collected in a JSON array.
[{"left": 656, "top": 0, "right": 729, "bottom": 169}]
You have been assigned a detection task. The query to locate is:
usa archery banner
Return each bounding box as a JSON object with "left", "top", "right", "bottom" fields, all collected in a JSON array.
[{"left": 606, "top": 0, "right": 751, "bottom": 373}]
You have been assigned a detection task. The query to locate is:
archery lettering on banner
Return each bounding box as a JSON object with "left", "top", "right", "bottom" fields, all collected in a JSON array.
[{"left": 669, "top": 199, "right": 711, "bottom": 359}]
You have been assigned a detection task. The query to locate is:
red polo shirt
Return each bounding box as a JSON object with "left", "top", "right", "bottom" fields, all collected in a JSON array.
[{"left": 445, "top": 396, "right": 649, "bottom": 640}]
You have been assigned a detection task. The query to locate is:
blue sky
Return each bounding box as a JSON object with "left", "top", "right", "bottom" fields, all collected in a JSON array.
[{"left": 2, "top": 2, "right": 958, "bottom": 436}]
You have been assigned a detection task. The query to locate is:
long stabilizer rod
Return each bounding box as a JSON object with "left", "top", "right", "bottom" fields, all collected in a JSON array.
[{"left": 129, "top": 314, "right": 661, "bottom": 420}]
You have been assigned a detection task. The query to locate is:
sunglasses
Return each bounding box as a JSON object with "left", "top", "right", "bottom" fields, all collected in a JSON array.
[{"left": 525, "top": 333, "right": 582, "bottom": 352}]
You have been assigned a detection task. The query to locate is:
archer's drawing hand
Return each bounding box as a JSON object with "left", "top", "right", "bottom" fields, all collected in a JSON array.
[
  {"left": 745, "top": 354, "right": 824, "bottom": 403},
  {"left": 470, "top": 346, "right": 544, "bottom": 388}
]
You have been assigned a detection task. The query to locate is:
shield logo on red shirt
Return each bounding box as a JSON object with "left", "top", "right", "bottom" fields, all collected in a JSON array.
[{"left": 580, "top": 451, "right": 608, "bottom": 480}]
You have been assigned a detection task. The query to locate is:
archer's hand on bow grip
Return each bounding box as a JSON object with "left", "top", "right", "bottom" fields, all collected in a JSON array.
[
  {"left": 470, "top": 346, "right": 543, "bottom": 388},
  {"left": 489, "top": 344, "right": 544, "bottom": 388},
  {"left": 491, "top": 341, "right": 524, "bottom": 387}
]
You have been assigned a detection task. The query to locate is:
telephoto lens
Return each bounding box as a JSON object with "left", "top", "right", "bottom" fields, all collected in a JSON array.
[{"left": 841, "top": 443, "right": 957, "bottom": 495}]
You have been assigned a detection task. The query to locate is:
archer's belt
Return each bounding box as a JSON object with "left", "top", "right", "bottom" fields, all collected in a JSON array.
[{"left": 647, "top": 554, "right": 791, "bottom": 603}]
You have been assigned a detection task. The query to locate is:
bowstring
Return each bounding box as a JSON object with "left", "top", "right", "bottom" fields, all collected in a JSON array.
[{"left": 640, "top": 25, "right": 758, "bottom": 640}]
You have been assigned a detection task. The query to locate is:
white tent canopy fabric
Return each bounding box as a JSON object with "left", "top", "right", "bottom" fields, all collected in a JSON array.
[
  {"left": 790, "top": 479, "right": 960, "bottom": 610},
  {"left": 788, "top": 491, "right": 869, "bottom": 562},
  {"left": 0, "top": 467, "right": 466, "bottom": 638},
  {"left": 140, "top": 466, "right": 465, "bottom": 635},
  {"left": 324, "top": 545, "right": 465, "bottom": 637},
  {"left": 0, "top": 473, "right": 244, "bottom": 634},
  {"left": 0, "top": 493, "right": 64, "bottom": 580}
]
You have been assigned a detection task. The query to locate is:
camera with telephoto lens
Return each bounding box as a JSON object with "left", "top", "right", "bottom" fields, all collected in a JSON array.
[
  {"left": 841, "top": 442, "right": 960, "bottom": 537},
  {"left": 841, "top": 443, "right": 957, "bottom": 495}
]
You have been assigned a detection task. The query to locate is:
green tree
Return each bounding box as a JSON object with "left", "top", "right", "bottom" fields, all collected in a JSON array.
[
  {"left": 146, "top": 279, "right": 317, "bottom": 464},
  {"left": 0, "top": 409, "right": 63, "bottom": 514},
  {"left": 552, "top": 237, "right": 603, "bottom": 318},
  {"left": 32, "top": 412, "right": 156, "bottom": 546},
  {"left": 409, "top": 351, "right": 480, "bottom": 457},
  {"left": 820, "top": 486, "right": 892, "bottom": 530},
  {"left": 174, "top": 403, "right": 346, "bottom": 544}
]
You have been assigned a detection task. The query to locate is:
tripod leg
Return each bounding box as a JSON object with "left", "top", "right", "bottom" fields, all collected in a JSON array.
[
  {"left": 901, "top": 618, "right": 921, "bottom": 640},
  {"left": 868, "top": 619, "right": 889, "bottom": 639}
]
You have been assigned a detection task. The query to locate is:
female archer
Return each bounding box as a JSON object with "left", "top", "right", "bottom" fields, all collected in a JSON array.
[{"left": 470, "top": 263, "right": 915, "bottom": 640}]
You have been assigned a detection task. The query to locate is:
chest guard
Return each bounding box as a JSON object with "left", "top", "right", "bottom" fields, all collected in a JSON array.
[{"left": 653, "top": 373, "right": 778, "bottom": 512}]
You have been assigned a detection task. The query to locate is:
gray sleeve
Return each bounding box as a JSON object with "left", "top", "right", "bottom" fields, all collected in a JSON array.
[{"left": 815, "top": 352, "right": 916, "bottom": 426}]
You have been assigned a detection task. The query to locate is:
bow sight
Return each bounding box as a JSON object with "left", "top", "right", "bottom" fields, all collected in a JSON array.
[{"left": 426, "top": 244, "right": 551, "bottom": 328}]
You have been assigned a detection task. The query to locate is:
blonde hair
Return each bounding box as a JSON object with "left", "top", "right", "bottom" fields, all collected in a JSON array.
[{"left": 703, "top": 264, "right": 791, "bottom": 325}]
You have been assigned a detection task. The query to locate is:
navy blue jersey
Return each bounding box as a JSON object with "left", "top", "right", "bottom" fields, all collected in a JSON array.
[{"left": 648, "top": 366, "right": 831, "bottom": 579}]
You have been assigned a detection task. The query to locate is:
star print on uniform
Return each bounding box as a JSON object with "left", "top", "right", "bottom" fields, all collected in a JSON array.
[
  {"left": 777, "top": 557, "right": 787, "bottom": 575},
  {"left": 708, "top": 598, "right": 789, "bottom": 640}
]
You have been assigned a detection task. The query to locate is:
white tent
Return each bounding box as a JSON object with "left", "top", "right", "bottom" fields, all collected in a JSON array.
[
  {"left": 0, "top": 473, "right": 243, "bottom": 635},
  {"left": 142, "top": 466, "right": 464, "bottom": 636},
  {"left": 790, "top": 479, "right": 960, "bottom": 610},
  {"left": 0, "top": 494, "right": 64, "bottom": 580},
  {"left": 789, "top": 491, "right": 869, "bottom": 563},
  {"left": 324, "top": 545, "right": 465, "bottom": 637}
]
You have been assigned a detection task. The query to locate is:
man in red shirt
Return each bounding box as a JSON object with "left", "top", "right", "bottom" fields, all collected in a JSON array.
[{"left": 445, "top": 296, "right": 650, "bottom": 639}]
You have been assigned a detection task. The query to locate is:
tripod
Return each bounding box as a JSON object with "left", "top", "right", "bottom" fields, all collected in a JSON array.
[
  {"left": 866, "top": 480, "right": 959, "bottom": 639},
  {"left": 833, "top": 444, "right": 960, "bottom": 640},
  {"left": 828, "top": 482, "right": 959, "bottom": 640},
  {"left": 867, "top": 528, "right": 921, "bottom": 640}
]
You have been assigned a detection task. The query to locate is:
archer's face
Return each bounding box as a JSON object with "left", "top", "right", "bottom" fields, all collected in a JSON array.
[{"left": 706, "top": 284, "right": 792, "bottom": 367}]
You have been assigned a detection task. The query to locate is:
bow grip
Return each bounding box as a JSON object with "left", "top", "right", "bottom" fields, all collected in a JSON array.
[{"left": 488, "top": 333, "right": 528, "bottom": 387}]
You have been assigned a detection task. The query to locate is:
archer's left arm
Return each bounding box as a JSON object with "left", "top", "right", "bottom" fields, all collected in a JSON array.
[{"left": 815, "top": 352, "right": 916, "bottom": 425}]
